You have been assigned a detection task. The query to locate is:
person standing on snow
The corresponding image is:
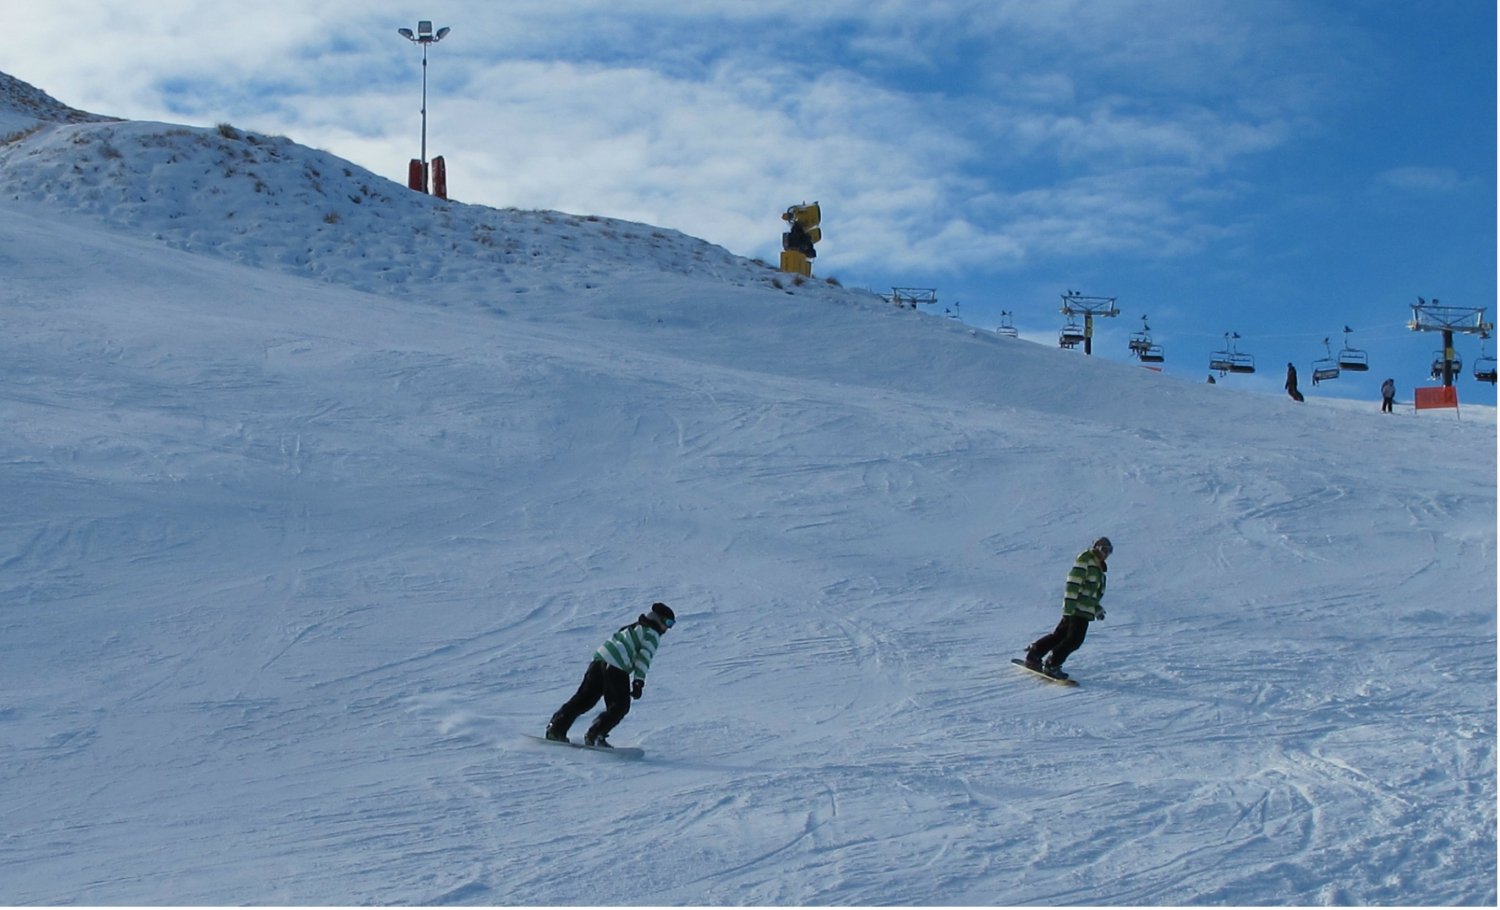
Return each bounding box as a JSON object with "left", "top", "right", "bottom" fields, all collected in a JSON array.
[
  {"left": 1380, "top": 378, "right": 1396, "bottom": 413},
  {"left": 546, "top": 602, "right": 675, "bottom": 748},
  {"left": 1024, "top": 537, "right": 1112, "bottom": 679},
  {"left": 1285, "top": 363, "right": 1305, "bottom": 402}
]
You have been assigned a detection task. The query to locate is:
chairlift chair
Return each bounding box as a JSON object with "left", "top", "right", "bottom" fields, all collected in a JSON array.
[
  {"left": 1209, "top": 331, "right": 1239, "bottom": 375},
  {"left": 1128, "top": 316, "right": 1154, "bottom": 357},
  {"left": 1336, "top": 326, "right": 1369, "bottom": 371},
  {"left": 1430, "top": 351, "right": 1462, "bottom": 380},
  {"left": 1311, "top": 337, "right": 1340, "bottom": 384},
  {"left": 1059, "top": 321, "right": 1085, "bottom": 348},
  {"left": 1475, "top": 340, "right": 1497, "bottom": 384},
  {"left": 1139, "top": 343, "right": 1165, "bottom": 364},
  {"left": 1214, "top": 331, "right": 1255, "bottom": 373},
  {"left": 997, "top": 311, "right": 1019, "bottom": 338},
  {"left": 1336, "top": 348, "right": 1369, "bottom": 371}
]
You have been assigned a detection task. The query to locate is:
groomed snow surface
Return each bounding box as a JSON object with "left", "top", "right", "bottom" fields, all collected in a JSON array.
[{"left": 1, "top": 79, "right": 1495, "bottom": 905}]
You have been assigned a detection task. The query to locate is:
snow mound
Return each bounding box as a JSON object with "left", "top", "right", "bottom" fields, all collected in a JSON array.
[{"left": 0, "top": 70, "right": 804, "bottom": 306}]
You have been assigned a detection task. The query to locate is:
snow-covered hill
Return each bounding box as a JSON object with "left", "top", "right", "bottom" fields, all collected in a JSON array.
[
  {"left": 0, "top": 88, "right": 792, "bottom": 310},
  {"left": 0, "top": 70, "right": 114, "bottom": 134},
  {"left": 1, "top": 72, "right": 1494, "bottom": 905}
]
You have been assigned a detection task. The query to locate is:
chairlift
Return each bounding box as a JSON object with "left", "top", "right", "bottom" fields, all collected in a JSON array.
[
  {"left": 1125, "top": 315, "right": 1165, "bottom": 363},
  {"left": 1430, "top": 351, "right": 1462, "bottom": 380},
  {"left": 997, "top": 310, "right": 1019, "bottom": 338},
  {"left": 1311, "top": 337, "right": 1340, "bottom": 384},
  {"left": 1128, "top": 316, "right": 1153, "bottom": 356},
  {"left": 1474, "top": 341, "right": 1497, "bottom": 384},
  {"left": 1059, "top": 320, "right": 1085, "bottom": 349},
  {"left": 1336, "top": 326, "right": 1369, "bottom": 371},
  {"left": 1210, "top": 332, "right": 1254, "bottom": 375}
]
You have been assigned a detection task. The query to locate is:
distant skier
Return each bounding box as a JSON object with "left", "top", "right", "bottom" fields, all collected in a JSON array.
[
  {"left": 1380, "top": 378, "right": 1396, "bottom": 413},
  {"left": 546, "top": 602, "right": 675, "bottom": 748},
  {"left": 1285, "top": 363, "right": 1304, "bottom": 402},
  {"left": 1024, "top": 537, "right": 1112, "bottom": 680}
]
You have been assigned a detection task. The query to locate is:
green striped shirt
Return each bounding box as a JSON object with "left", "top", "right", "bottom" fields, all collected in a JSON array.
[
  {"left": 594, "top": 622, "right": 661, "bottom": 680},
  {"left": 1062, "top": 549, "right": 1107, "bottom": 619}
]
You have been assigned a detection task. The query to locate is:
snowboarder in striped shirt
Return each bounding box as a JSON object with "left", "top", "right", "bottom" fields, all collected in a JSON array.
[
  {"left": 546, "top": 602, "right": 675, "bottom": 748},
  {"left": 1023, "top": 537, "right": 1112, "bottom": 680}
]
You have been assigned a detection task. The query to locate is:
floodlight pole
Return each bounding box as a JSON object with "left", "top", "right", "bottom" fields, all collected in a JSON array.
[{"left": 397, "top": 21, "right": 450, "bottom": 180}]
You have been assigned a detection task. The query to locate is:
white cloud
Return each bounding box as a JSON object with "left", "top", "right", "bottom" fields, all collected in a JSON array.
[
  {"left": 1375, "top": 166, "right": 1463, "bottom": 194},
  {"left": 6, "top": 0, "right": 1355, "bottom": 275}
]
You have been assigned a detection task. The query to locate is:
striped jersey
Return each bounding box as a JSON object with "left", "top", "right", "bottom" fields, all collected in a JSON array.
[
  {"left": 593, "top": 620, "right": 661, "bottom": 680},
  {"left": 1062, "top": 549, "right": 1107, "bottom": 619}
]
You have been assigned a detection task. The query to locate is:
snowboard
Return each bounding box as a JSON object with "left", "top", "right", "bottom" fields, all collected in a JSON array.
[
  {"left": 1011, "top": 658, "right": 1079, "bottom": 687},
  {"left": 523, "top": 733, "right": 645, "bottom": 759}
]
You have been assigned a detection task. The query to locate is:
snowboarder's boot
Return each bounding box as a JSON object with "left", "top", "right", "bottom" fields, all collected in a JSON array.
[
  {"left": 1023, "top": 647, "right": 1046, "bottom": 669},
  {"left": 1042, "top": 663, "right": 1069, "bottom": 680},
  {"left": 545, "top": 712, "right": 572, "bottom": 743},
  {"left": 584, "top": 728, "right": 612, "bottom": 748}
]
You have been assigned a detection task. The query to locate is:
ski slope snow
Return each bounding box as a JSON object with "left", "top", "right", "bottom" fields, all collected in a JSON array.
[{"left": 0, "top": 72, "right": 1494, "bottom": 905}]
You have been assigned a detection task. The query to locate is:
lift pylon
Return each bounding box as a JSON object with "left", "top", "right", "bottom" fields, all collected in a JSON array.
[
  {"left": 1409, "top": 297, "right": 1492, "bottom": 388},
  {"left": 1058, "top": 291, "right": 1119, "bottom": 355}
]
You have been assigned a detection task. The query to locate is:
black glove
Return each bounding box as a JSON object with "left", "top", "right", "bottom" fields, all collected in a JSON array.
[
  {"left": 1095, "top": 608, "right": 1105, "bottom": 622},
  {"left": 631, "top": 679, "right": 645, "bottom": 700}
]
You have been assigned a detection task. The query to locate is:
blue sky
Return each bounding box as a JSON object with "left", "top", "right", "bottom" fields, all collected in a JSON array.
[{"left": 9, "top": 0, "right": 1497, "bottom": 402}]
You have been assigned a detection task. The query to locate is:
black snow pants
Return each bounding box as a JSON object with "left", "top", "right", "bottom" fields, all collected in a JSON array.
[
  {"left": 1029, "top": 615, "right": 1090, "bottom": 668},
  {"left": 549, "top": 659, "right": 633, "bottom": 739}
]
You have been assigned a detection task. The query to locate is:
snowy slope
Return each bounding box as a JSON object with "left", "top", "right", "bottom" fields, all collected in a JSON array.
[{"left": 0, "top": 74, "right": 1494, "bottom": 905}]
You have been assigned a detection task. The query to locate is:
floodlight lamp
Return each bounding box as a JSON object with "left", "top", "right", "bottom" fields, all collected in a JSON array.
[
  {"left": 397, "top": 27, "right": 414, "bottom": 39},
  {"left": 435, "top": 26, "right": 450, "bottom": 40},
  {"left": 418, "top": 20, "right": 433, "bottom": 36}
]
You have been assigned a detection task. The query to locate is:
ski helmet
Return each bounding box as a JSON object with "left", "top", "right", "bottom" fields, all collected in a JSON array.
[
  {"left": 1092, "top": 536, "right": 1113, "bottom": 557},
  {"left": 650, "top": 602, "right": 676, "bottom": 628}
]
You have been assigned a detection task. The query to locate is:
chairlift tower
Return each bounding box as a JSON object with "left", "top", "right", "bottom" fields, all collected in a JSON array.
[
  {"left": 889, "top": 287, "right": 938, "bottom": 311},
  {"left": 1059, "top": 291, "right": 1119, "bottom": 355},
  {"left": 1408, "top": 297, "right": 1493, "bottom": 387}
]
